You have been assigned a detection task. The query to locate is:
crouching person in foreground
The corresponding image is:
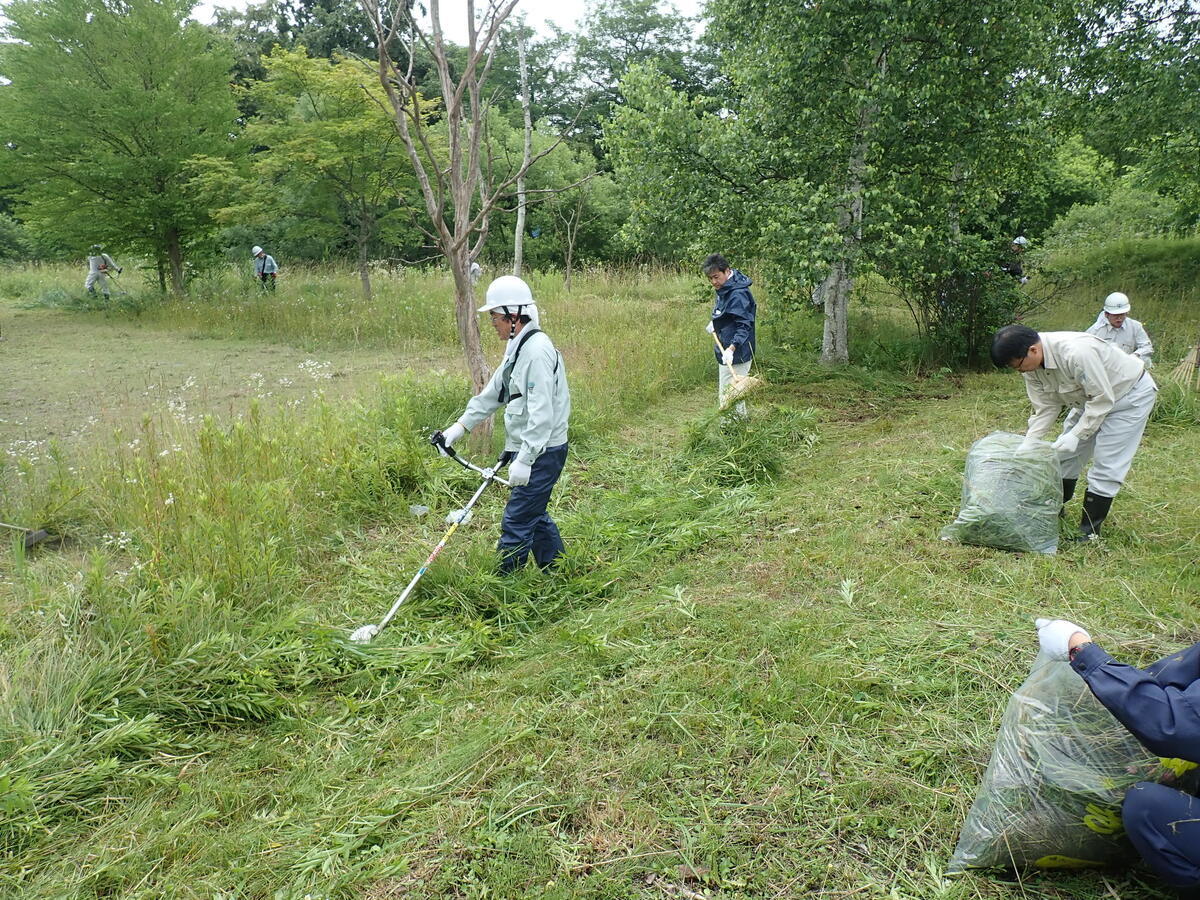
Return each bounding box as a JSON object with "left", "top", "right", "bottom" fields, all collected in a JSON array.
[
  {"left": 1038, "top": 618, "right": 1200, "bottom": 895},
  {"left": 437, "top": 276, "right": 570, "bottom": 574},
  {"left": 990, "top": 325, "right": 1156, "bottom": 541}
]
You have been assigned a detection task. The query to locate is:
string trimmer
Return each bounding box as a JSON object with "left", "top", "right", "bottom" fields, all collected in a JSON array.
[
  {"left": 0, "top": 521, "right": 49, "bottom": 550},
  {"left": 349, "top": 434, "right": 511, "bottom": 644}
]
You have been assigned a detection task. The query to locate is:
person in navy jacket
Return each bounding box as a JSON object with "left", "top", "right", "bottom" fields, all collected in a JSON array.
[
  {"left": 702, "top": 253, "right": 757, "bottom": 416},
  {"left": 1038, "top": 618, "right": 1200, "bottom": 893}
]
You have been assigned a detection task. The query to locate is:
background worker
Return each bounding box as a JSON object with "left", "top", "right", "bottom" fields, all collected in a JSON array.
[
  {"left": 436, "top": 275, "right": 571, "bottom": 574},
  {"left": 84, "top": 245, "right": 122, "bottom": 298},
  {"left": 991, "top": 325, "right": 1156, "bottom": 540},
  {"left": 1000, "top": 236, "right": 1030, "bottom": 283},
  {"left": 1037, "top": 617, "right": 1200, "bottom": 894},
  {"left": 252, "top": 245, "right": 278, "bottom": 291},
  {"left": 702, "top": 253, "right": 757, "bottom": 416},
  {"left": 1087, "top": 291, "right": 1154, "bottom": 367}
]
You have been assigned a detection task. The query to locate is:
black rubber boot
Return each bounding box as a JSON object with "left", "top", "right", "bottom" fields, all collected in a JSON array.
[
  {"left": 1060, "top": 478, "right": 1078, "bottom": 517},
  {"left": 1078, "top": 491, "right": 1114, "bottom": 541}
]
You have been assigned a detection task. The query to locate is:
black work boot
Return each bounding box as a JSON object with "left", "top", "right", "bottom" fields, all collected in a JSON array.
[
  {"left": 1060, "top": 478, "right": 1078, "bottom": 517},
  {"left": 1078, "top": 491, "right": 1114, "bottom": 541}
]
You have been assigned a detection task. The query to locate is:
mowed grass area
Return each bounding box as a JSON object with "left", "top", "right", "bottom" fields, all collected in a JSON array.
[{"left": 0, "top": 262, "right": 1197, "bottom": 898}]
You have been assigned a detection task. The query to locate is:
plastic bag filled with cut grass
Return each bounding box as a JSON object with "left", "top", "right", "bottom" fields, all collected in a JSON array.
[
  {"left": 948, "top": 652, "right": 1200, "bottom": 874},
  {"left": 941, "top": 431, "right": 1061, "bottom": 555}
]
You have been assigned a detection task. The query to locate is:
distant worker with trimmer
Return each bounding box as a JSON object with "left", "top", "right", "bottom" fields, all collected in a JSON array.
[
  {"left": 84, "top": 245, "right": 122, "bottom": 298},
  {"left": 435, "top": 275, "right": 571, "bottom": 574},
  {"left": 703, "top": 253, "right": 757, "bottom": 416},
  {"left": 252, "top": 245, "right": 278, "bottom": 291}
]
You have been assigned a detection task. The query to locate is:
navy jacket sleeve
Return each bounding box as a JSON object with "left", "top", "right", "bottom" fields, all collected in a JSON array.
[
  {"left": 1071, "top": 641, "right": 1200, "bottom": 762},
  {"left": 724, "top": 287, "right": 754, "bottom": 350}
]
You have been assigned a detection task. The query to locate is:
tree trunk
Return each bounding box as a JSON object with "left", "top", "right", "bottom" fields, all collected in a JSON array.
[
  {"left": 357, "top": 214, "right": 373, "bottom": 301},
  {"left": 820, "top": 100, "right": 871, "bottom": 366},
  {"left": 166, "top": 228, "right": 186, "bottom": 296},
  {"left": 512, "top": 33, "right": 532, "bottom": 276},
  {"left": 450, "top": 247, "right": 490, "bottom": 394}
]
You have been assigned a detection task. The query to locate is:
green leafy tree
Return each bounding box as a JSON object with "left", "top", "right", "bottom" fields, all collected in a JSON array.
[
  {"left": 204, "top": 48, "right": 424, "bottom": 299},
  {"left": 0, "top": 0, "right": 240, "bottom": 293},
  {"left": 1071, "top": 2, "right": 1200, "bottom": 219},
  {"left": 562, "top": 0, "right": 717, "bottom": 162},
  {"left": 611, "top": 0, "right": 1086, "bottom": 365}
]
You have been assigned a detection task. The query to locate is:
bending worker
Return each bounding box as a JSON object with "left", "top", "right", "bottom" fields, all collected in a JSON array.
[
  {"left": 436, "top": 275, "right": 570, "bottom": 574},
  {"left": 1037, "top": 618, "right": 1200, "bottom": 894},
  {"left": 84, "top": 245, "right": 122, "bottom": 297},
  {"left": 702, "top": 253, "right": 757, "bottom": 415},
  {"left": 1087, "top": 291, "right": 1153, "bottom": 367},
  {"left": 991, "top": 325, "right": 1156, "bottom": 541}
]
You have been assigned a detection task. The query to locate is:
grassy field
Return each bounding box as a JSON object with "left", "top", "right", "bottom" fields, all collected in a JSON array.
[{"left": 0, "top": 261, "right": 1197, "bottom": 899}]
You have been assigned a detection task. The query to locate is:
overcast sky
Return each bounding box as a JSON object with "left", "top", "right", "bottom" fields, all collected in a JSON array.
[{"left": 193, "top": 0, "right": 706, "bottom": 42}]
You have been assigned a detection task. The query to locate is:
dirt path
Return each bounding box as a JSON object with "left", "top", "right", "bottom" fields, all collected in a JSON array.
[{"left": 0, "top": 301, "right": 463, "bottom": 455}]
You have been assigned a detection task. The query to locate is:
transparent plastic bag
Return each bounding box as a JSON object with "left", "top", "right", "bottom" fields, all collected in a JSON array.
[
  {"left": 941, "top": 431, "right": 1061, "bottom": 555},
  {"left": 948, "top": 652, "right": 1200, "bottom": 873}
]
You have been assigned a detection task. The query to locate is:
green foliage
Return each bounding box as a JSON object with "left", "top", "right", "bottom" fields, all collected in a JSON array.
[
  {"left": 609, "top": 0, "right": 1086, "bottom": 365},
  {"left": 1041, "top": 235, "right": 1200, "bottom": 296},
  {"left": 0, "top": 215, "right": 32, "bottom": 262},
  {"left": 998, "top": 135, "right": 1116, "bottom": 239},
  {"left": 888, "top": 234, "right": 1033, "bottom": 369},
  {"left": 199, "top": 48, "right": 425, "bottom": 290},
  {"left": 1039, "top": 180, "right": 1186, "bottom": 263},
  {"left": 559, "top": 0, "right": 716, "bottom": 160},
  {"left": 0, "top": 0, "right": 240, "bottom": 292}
]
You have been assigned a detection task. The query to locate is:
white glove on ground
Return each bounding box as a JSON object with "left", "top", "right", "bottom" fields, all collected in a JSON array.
[
  {"left": 705, "top": 320, "right": 716, "bottom": 334},
  {"left": 508, "top": 459, "right": 531, "bottom": 487},
  {"left": 438, "top": 422, "right": 466, "bottom": 455},
  {"left": 721, "top": 346, "right": 735, "bottom": 367},
  {"left": 1036, "top": 617, "right": 1091, "bottom": 661},
  {"left": 1051, "top": 431, "right": 1080, "bottom": 457}
]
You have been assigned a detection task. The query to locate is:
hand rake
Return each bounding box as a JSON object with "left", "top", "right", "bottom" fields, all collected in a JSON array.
[
  {"left": 349, "top": 435, "right": 511, "bottom": 644},
  {"left": 711, "top": 332, "right": 764, "bottom": 410}
]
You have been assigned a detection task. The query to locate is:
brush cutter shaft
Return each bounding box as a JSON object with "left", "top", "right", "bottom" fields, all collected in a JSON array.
[{"left": 375, "top": 476, "right": 491, "bottom": 633}]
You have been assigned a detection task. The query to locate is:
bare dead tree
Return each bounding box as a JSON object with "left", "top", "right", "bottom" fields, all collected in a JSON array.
[
  {"left": 358, "top": 0, "right": 558, "bottom": 393},
  {"left": 513, "top": 29, "right": 533, "bottom": 276}
]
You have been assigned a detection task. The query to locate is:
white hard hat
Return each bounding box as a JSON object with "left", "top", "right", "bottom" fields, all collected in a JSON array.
[
  {"left": 1012, "top": 236, "right": 1029, "bottom": 247},
  {"left": 1103, "top": 291, "right": 1131, "bottom": 314},
  {"left": 478, "top": 275, "right": 535, "bottom": 315},
  {"left": 251, "top": 245, "right": 263, "bottom": 256}
]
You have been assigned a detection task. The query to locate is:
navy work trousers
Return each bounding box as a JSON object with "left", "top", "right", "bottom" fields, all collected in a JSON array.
[
  {"left": 498, "top": 443, "right": 567, "bottom": 574},
  {"left": 1123, "top": 781, "right": 1200, "bottom": 893}
]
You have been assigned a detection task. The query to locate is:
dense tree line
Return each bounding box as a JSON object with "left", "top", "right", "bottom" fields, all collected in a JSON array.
[{"left": 0, "top": 0, "right": 1194, "bottom": 363}]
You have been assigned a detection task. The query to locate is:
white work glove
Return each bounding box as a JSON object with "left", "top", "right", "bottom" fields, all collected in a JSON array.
[
  {"left": 705, "top": 320, "right": 716, "bottom": 334},
  {"left": 1051, "top": 431, "right": 1080, "bottom": 458},
  {"left": 437, "top": 422, "right": 466, "bottom": 456},
  {"left": 1036, "top": 617, "right": 1091, "bottom": 661},
  {"left": 1018, "top": 434, "right": 1039, "bottom": 452},
  {"left": 1019, "top": 276, "right": 1029, "bottom": 285},
  {"left": 721, "top": 346, "right": 735, "bottom": 367},
  {"left": 508, "top": 459, "right": 532, "bottom": 487}
]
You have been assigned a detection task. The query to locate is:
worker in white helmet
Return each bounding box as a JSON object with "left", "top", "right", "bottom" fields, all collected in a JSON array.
[
  {"left": 84, "top": 245, "right": 122, "bottom": 297},
  {"left": 1086, "top": 292, "right": 1153, "bottom": 367},
  {"left": 251, "top": 245, "right": 278, "bottom": 291},
  {"left": 435, "top": 275, "right": 571, "bottom": 573},
  {"left": 1000, "top": 236, "right": 1030, "bottom": 283}
]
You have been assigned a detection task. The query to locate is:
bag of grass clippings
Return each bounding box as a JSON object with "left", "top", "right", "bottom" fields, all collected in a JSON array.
[
  {"left": 941, "top": 431, "right": 1062, "bottom": 555},
  {"left": 947, "top": 652, "right": 1200, "bottom": 874}
]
